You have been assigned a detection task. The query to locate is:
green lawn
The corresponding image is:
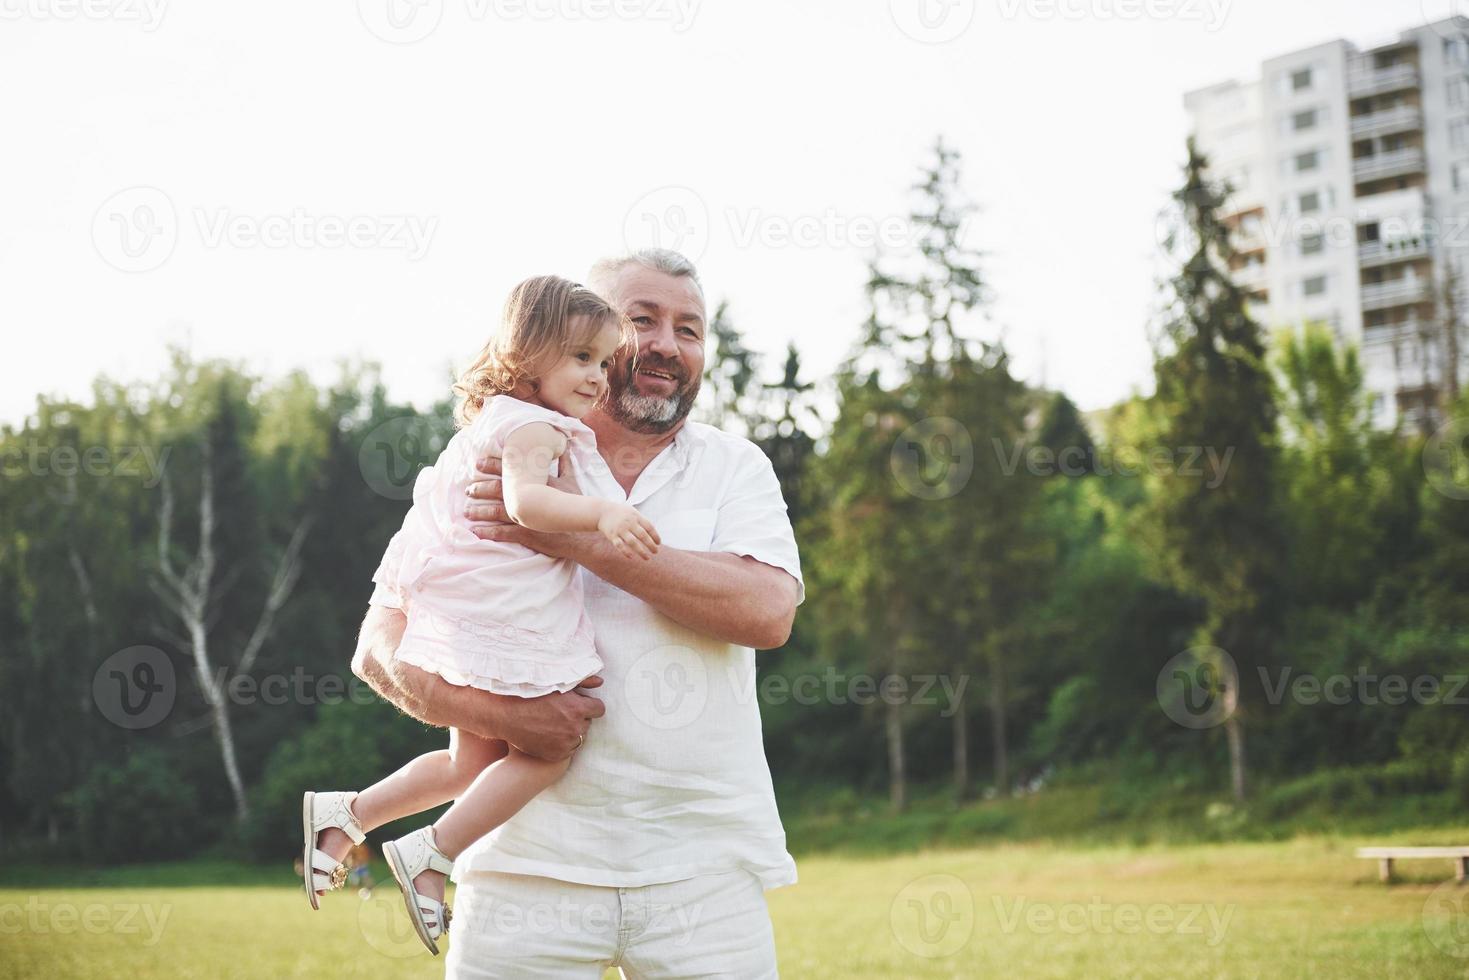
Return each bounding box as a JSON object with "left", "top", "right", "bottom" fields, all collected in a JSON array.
[{"left": 3, "top": 836, "right": 1468, "bottom": 978}]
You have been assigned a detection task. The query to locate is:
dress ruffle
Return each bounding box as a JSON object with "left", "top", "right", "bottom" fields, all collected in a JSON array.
[{"left": 393, "top": 605, "right": 602, "bottom": 698}]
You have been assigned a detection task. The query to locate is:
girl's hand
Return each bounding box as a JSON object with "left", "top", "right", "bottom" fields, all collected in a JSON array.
[{"left": 597, "top": 502, "right": 661, "bottom": 560}]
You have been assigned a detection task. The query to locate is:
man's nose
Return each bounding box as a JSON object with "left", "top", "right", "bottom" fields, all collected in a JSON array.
[{"left": 641, "top": 320, "right": 678, "bottom": 359}]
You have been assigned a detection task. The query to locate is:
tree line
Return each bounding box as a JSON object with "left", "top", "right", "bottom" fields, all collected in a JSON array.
[{"left": 2, "top": 138, "right": 1468, "bottom": 863}]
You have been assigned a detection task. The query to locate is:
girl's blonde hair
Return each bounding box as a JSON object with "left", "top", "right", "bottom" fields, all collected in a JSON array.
[{"left": 453, "top": 275, "right": 633, "bottom": 428}]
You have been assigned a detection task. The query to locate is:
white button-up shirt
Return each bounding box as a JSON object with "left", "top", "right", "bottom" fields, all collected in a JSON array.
[{"left": 373, "top": 419, "right": 804, "bottom": 890}]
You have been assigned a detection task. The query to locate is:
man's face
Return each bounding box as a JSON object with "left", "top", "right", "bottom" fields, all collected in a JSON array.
[{"left": 599, "top": 265, "right": 706, "bottom": 434}]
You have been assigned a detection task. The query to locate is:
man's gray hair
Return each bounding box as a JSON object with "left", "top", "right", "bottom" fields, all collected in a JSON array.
[{"left": 588, "top": 248, "right": 703, "bottom": 297}]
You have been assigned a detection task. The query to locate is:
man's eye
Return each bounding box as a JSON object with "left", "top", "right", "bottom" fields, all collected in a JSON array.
[{"left": 633, "top": 317, "right": 653, "bottom": 327}]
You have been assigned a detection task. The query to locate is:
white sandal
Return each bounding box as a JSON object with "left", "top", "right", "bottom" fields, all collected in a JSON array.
[
  {"left": 301, "top": 791, "right": 365, "bottom": 910},
  {"left": 381, "top": 827, "right": 455, "bottom": 955}
]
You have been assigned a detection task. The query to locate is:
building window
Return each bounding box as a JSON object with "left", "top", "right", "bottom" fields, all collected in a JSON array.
[
  {"left": 1454, "top": 160, "right": 1469, "bottom": 193},
  {"left": 1303, "top": 275, "right": 1328, "bottom": 297},
  {"left": 1447, "top": 38, "right": 1469, "bottom": 65},
  {"left": 1301, "top": 232, "right": 1325, "bottom": 255},
  {"left": 1451, "top": 76, "right": 1469, "bottom": 108},
  {"left": 1293, "top": 108, "right": 1318, "bottom": 131},
  {"left": 1299, "top": 190, "right": 1321, "bottom": 213},
  {"left": 1295, "top": 150, "right": 1321, "bottom": 172},
  {"left": 1292, "top": 67, "right": 1313, "bottom": 91},
  {"left": 1453, "top": 119, "right": 1469, "bottom": 151}
]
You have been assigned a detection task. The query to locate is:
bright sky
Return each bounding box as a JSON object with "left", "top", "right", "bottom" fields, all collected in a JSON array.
[{"left": 0, "top": 0, "right": 1443, "bottom": 427}]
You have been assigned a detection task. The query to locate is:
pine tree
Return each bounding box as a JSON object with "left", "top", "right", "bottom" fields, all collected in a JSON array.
[{"left": 1144, "top": 137, "right": 1282, "bottom": 802}]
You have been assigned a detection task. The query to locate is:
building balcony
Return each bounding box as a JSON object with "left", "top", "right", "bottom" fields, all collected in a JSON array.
[
  {"left": 1231, "top": 262, "right": 1268, "bottom": 291},
  {"left": 1349, "top": 105, "right": 1423, "bottom": 140},
  {"left": 1346, "top": 63, "right": 1420, "bottom": 99},
  {"left": 1361, "top": 278, "right": 1432, "bottom": 311},
  {"left": 1358, "top": 237, "right": 1431, "bottom": 268},
  {"left": 1352, "top": 147, "right": 1426, "bottom": 184},
  {"left": 1362, "top": 317, "right": 1426, "bottom": 346}
]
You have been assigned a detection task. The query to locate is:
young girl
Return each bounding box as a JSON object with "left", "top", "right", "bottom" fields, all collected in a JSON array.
[{"left": 301, "top": 275, "right": 660, "bottom": 955}]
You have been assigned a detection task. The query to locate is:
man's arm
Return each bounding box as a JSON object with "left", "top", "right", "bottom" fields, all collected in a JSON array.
[
  {"left": 463, "top": 468, "right": 798, "bottom": 649},
  {"left": 350, "top": 604, "right": 605, "bottom": 760},
  {"left": 568, "top": 537, "right": 796, "bottom": 649}
]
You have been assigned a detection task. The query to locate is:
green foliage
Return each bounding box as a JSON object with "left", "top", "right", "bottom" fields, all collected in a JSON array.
[{"left": 65, "top": 750, "right": 201, "bottom": 863}]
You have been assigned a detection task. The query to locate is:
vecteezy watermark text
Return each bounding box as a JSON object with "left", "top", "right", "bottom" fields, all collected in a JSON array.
[
  {"left": 0, "top": 898, "right": 171, "bottom": 946},
  {"left": 994, "top": 439, "right": 1235, "bottom": 487},
  {"left": 993, "top": 896, "right": 1235, "bottom": 946},
  {"left": 1, "top": 442, "right": 170, "bottom": 487},
  {"left": 0, "top": 0, "right": 167, "bottom": 30}
]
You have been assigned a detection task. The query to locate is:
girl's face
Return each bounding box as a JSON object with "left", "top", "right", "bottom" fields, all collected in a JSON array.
[{"left": 534, "top": 317, "right": 623, "bottom": 418}]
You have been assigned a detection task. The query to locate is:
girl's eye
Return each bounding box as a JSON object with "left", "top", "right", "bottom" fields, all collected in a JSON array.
[
  {"left": 576, "top": 352, "right": 591, "bottom": 362},
  {"left": 600, "top": 360, "right": 611, "bottom": 370}
]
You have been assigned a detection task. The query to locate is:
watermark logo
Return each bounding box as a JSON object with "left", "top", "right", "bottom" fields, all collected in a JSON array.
[
  {"left": 358, "top": 886, "right": 428, "bottom": 958},
  {"left": 623, "top": 186, "right": 711, "bottom": 263},
  {"left": 1424, "top": 416, "right": 1469, "bottom": 500},
  {"left": 891, "top": 873, "right": 975, "bottom": 958},
  {"left": 358, "top": 416, "right": 446, "bottom": 500},
  {"left": 92, "top": 646, "right": 176, "bottom": 730},
  {"left": 624, "top": 644, "right": 709, "bottom": 730},
  {"left": 1157, "top": 645, "right": 1238, "bottom": 730},
  {"left": 1422, "top": 878, "right": 1469, "bottom": 957},
  {"left": 891, "top": 417, "right": 974, "bottom": 499},
  {"left": 92, "top": 186, "right": 177, "bottom": 273},
  {"left": 356, "top": 0, "right": 444, "bottom": 43},
  {"left": 889, "top": 0, "right": 975, "bottom": 44}
]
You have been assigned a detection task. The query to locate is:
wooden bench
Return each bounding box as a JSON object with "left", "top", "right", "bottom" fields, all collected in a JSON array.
[{"left": 1356, "top": 846, "right": 1469, "bottom": 883}]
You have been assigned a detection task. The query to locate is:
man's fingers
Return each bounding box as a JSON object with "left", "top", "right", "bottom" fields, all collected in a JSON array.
[
  {"left": 470, "top": 523, "right": 517, "bottom": 542},
  {"left": 465, "top": 479, "right": 504, "bottom": 501},
  {"left": 465, "top": 501, "right": 510, "bottom": 523},
  {"left": 571, "top": 689, "right": 607, "bottom": 718},
  {"left": 475, "top": 455, "right": 504, "bottom": 476},
  {"left": 574, "top": 674, "right": 604, "bottom": 691}
]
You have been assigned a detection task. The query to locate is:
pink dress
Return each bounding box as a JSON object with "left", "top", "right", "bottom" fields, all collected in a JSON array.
[{"left": 372, "top": 396, "right": 603, "bottom": 698}]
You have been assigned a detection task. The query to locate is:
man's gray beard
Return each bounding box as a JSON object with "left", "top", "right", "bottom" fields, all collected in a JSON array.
[{"left": 608, "top": 379, "right": 700, "bottom": 435}]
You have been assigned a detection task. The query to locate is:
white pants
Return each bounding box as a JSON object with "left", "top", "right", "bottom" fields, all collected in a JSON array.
[{"left": 443, "top": 868, "right": 779, "bottom": 979}]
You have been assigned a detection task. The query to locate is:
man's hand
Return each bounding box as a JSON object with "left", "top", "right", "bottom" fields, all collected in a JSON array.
[
  {"left": 465, "top": 454, "right": 587, "bottom": 558},
  {"left": 351, "top": 605, "right": 606, "bottom": 760},
  {"left": 497, "top": 677, "right": 607, "bottom": 759}
]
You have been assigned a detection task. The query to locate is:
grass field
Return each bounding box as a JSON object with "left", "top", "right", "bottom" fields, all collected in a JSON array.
[{"left": 3, "top": 835, "right": 1469, "bottom": 978}]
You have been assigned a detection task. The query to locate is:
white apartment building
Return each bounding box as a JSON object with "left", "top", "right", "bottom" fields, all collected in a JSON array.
[{"left": 1185, "top": 17, "right": 1469, "bottom": 430}]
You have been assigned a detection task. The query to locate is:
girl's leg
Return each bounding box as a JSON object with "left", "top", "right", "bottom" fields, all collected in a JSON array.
[
  {"left": 314, "top": 730, "right": 508, "bottom": 870},
  {"left": 409, "top": 747, "right": 572, "bottom": 905}
]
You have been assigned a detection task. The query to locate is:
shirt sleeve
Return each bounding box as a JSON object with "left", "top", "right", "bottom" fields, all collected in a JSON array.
[{"left": 710, "top": 443, "right": 805, "bottom": 605}]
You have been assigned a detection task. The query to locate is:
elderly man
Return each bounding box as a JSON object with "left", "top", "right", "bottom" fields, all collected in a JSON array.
[{"left": 351, "top": 248, "right": 802, "bottom": 978}]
